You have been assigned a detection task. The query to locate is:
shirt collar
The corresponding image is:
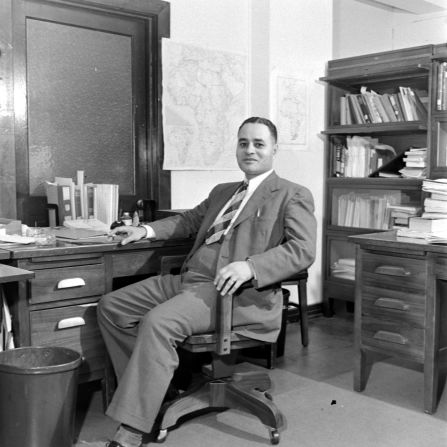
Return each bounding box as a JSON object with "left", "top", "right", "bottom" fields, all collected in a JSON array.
[{"left": 244, "top": 169, "right": 273, "bottom": 191}]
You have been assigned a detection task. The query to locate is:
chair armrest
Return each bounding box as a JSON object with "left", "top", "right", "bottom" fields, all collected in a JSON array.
[
  {"left": 216, "top": 293, "right": 233, "bottom": 356},
  {"left": 215, "top": 281, "right": 254, "bottom": 356}
]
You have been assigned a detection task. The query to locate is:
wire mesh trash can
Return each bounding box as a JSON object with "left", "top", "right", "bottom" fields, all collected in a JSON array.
[{"left": 0, "top": 346, "right": 82, "bottom": 447}]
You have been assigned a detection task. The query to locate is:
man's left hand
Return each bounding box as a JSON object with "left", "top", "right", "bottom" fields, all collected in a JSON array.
[{"left": 214, "top": 261, "right": 253, "bottom": 296}]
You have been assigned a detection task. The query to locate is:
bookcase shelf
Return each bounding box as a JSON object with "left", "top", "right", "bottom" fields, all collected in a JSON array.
[
  {"left": 321, "top": 44, "right": 447, "bottom": 316},
  {"left": 322, "top": 122, "right": 427, "bottom": 135}
]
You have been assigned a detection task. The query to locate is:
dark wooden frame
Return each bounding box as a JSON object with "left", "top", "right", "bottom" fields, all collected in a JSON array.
[{"left": 11, "top": 0, "right": 170, "bottom": 225}]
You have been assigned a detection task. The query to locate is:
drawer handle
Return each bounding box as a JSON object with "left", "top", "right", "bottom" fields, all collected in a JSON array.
[
  {"left": 57, "top": 278, "right": 86, "bottom": 289},
  {"left": 374, "top": 298, "right": 410, "bottom": 311},
  {"left": 374, "top": 265, "right": 410, "bottom": 277},
  {"left": 57, "top": 317, "right": 86, "bottom": 329},
  {"left": 373, "top": 330, "right": 407, "bottom": 345}
]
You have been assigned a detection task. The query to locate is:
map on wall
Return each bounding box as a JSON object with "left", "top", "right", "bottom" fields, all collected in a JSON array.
[
  {"left": 276, "top": 75, "right": 307, "bottom": 146},
  {"left": 162, "top": 39, "right": 248, "bottom": 170}
]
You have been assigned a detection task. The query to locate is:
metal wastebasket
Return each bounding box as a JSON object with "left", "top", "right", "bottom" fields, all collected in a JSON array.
[{"left": 0, "top": 346, "right": 82, "bottom": 447}]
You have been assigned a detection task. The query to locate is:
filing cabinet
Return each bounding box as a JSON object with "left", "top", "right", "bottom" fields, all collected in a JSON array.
[
  {"left": 350, "top": 230, "right": 447, "bottom": 414},
  {"left": 10, "top": 253, "right": 107, "bottom": 383}
]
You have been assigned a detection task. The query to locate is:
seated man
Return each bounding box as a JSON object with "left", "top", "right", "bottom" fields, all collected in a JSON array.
[{"left": 97, "top": 116, "right": 317, "bottom": 447}]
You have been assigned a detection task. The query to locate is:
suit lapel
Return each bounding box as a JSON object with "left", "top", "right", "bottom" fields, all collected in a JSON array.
[
  {"left": 232, "top": 172, "right": 279, "bottom": 228},
  {"left": 195, "top": 182, "right": 241, "bottom": 244}
]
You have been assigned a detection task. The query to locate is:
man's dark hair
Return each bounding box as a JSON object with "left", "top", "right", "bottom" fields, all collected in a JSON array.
[{"left": 238, "top": 117, "right": 278, "bottom": 143}]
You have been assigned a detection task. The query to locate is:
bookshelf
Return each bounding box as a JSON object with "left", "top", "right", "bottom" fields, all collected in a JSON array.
[{"left": 321, "top": 44, "right": 447, "bottom": 315}]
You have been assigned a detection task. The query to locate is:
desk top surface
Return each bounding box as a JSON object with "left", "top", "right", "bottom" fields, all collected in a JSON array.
[
  {"left": 0, "top": 238, "right": 193, "bottom": 260},
  {"left": 0, "top": 264, "right": 34, "bottom": 283},
  {"left": 349, "top": 230, "right": 447, "bottom": 255},
  {"left": 0, "top": 249, "right": 10, "bottom": 260}
]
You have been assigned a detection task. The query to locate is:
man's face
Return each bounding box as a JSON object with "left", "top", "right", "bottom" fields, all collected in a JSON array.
[{"left": 236, "top": 123, "right": 277, "bottom": 179}]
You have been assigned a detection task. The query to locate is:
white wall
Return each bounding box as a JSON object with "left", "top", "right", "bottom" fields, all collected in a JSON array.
[
  {"left": 268, "top": 0, "right": 332, "bottom": 304},
  {"left": 333, "top": 0, "right": 447, "bottom": 58},
  {"left": 166, "top": 0, "right": 332, "bottom": 305}
]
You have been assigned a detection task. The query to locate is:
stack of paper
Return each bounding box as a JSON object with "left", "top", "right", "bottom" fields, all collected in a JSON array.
[
  {"left": 397, "top": 179, "right": 447, "bottom": 244},
  {"left": 331, "top": 258, "right": 355, "bottom": 281}
]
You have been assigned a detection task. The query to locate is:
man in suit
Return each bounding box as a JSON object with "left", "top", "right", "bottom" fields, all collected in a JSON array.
[{"left": 97, "top": 116, "right": 316, "bottom": 447}]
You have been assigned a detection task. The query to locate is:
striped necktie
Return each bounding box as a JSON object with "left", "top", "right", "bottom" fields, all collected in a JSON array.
[{"left": 205, "top": 181, "right": 248, "bottom": 245}]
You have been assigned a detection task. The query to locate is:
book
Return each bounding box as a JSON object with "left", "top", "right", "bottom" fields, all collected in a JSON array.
[
  {"left": 398, "top": 88, "right": 413, "bottom": 121},
  {"left": 424, "top": 197, "right": 447, "bottom": 213},
  {"left": 346, "top": 94, "right": 364, "bottom": 124},
  {"left": 55, "top": 176, "right": 76, "bottom": 220},
  {"left": 381, "top": 93, "right": 398, "bottom": 122},
  {"left": 407, "top": 88, "right": 428, "bottom": 122},
  {"left": 44, "top": 181, "right": 73, "bottom": 225},
  {"left": 389, "top": 93, "right": 404, "bottom": 121},
  {"left": 356, "top": 94, "right": 371, "bottom": 123},
  {"left": 429, "top": 192, "right": 447, "bottom": 201},
  {"left": 360, "top": 87, "right": 382, "bottom": 123},
  {"left": 409, "top": 216, "right": 447, "bottom": 233}
]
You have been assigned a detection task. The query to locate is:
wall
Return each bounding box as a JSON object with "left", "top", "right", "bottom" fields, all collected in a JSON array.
[
  {"left": 0, "top": 1, "right": 16, "bottom": 219},
  {"left": 333, "top": 0, "right": 447, "bottom": 58},
  {"left": 167, "top": 0, "right": 332, "bottom": 305}
]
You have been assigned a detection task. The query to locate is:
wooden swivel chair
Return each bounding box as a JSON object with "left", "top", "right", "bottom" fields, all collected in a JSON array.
[{"left": 156, "top": 255, "right": 284, "bottom": 445}]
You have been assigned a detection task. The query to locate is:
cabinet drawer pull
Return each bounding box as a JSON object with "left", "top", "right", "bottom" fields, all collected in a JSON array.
[
  {"left": 374, "top": 298, "right": 409, "bottom": 311},
  {"left": 374, "top": 265, "right": 410, "bottom": 277},
  {"left": 57, "top": 278, "right": 86, "bottom": 289},
  {"left": 373, "top": 330, "right": 407, "bottom": 345},
  {"left": 57, "top": 317, "right": 86, "bottom": 329}
]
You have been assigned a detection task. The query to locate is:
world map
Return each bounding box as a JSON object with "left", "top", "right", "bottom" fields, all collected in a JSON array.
[{"left": 162, "top": 39, "right": 248, "bottom": 170}]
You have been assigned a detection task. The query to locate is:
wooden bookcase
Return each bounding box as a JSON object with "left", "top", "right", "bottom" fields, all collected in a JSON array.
[{"left": 321, "top": 44, "right": 447, "bottom": 315}]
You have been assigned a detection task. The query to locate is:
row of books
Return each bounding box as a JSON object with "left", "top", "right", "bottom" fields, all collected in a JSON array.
[
  {"left": 339, "top": 86, "right": 428, "bottom": 125},
  {"left": 333, "top": 136, "right": 396, "bottom": 178},
  {"left": 335, "top": 191, "right": 401, "bottom": 230},
  {"left": 45, "top": 171, "right": 119, "bottom": 227},
  {"left": 436, "top": 61, "right": 447, "bottom": 111},
  {"left": 397, "top": 178, "right": 447, "bottom": 243}
]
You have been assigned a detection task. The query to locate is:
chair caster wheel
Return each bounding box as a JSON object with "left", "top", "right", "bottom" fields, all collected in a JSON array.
[
  {"left": 269, "top": 428, "right": 280, "bottom": 445},
  {"left": 156, "top": 429, "right": 168, "bottom": 443}
]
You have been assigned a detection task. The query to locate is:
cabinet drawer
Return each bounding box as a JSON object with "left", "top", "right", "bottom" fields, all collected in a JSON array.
[
  {"left": 361, "top": 316, "right": 424, "bottom": 360},
  {"left": 29, "top": 263, "right": 105, "bottom": 304},
  {"left": 30, "top": 302, "right": 106, "bottom": 377},
  {"left": 362, "top": 285, "right": 425, "bottom": 326},
  {"left": 362, "top": 252, "right": 426, "bottom": 293}
]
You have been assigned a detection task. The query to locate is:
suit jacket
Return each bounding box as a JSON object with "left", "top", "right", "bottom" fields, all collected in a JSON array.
[{"left": 150, "top": 171, "right": 317, "bottom": 342}]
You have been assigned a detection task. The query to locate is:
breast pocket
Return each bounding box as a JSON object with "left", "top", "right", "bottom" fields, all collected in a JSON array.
[{"left": 240, "top": 215, "right": 281, "bottom": 253}]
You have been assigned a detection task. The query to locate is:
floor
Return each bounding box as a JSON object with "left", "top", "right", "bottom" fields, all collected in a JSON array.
[{"left": 73, "top": 307, "right": 447, "bottom": 446}]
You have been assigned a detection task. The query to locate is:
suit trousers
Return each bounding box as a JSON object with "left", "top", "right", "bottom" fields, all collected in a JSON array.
[{"left": 97, "top": 242, "right": 224, "bottom": 433}]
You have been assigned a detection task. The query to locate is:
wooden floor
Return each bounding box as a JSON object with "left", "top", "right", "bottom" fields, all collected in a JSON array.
[{"left": 74, "top": 308, "right": 447, "bottom": 446}]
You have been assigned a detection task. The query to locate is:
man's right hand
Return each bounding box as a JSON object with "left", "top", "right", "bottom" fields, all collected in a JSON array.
[{"left": 108, "top": 225, "right": 147, "bottom": 246}]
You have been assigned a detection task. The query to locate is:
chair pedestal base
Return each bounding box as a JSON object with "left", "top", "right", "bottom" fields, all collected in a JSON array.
[{"left": 157, "top": 371, "right": 284, "bottom": 444}]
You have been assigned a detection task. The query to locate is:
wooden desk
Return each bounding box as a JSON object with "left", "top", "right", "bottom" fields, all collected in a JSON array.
[
  {"left": 1, "top": 238, "right": 193, "bottom": 398},
  {"left": 350, "top": 231, "right": 447, "bottom": 414}
]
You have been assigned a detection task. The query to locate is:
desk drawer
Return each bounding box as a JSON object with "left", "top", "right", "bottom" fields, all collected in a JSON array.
[
  {"left": 30, "top": 302, "right": 105, "bottom": 377},
  {"left": 362, "top": 285, "right": 425, "bottom": 326},
  {"left": 362, "top": 252, "right": 426, "bottom": 293},
  {"left": 29, "top": 263, "right": 105, "bottom": 304},
  {"left": 361, "top": 316, "right": 424, "bottom": 360}
]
